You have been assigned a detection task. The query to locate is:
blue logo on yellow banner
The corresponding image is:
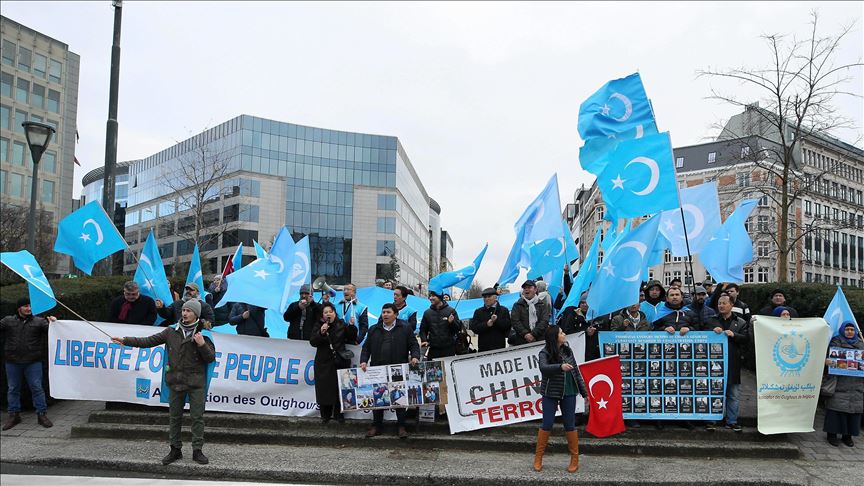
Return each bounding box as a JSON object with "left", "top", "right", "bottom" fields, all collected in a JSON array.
[
  {"left": 773, "top": 330, "right": 811, "bottom": 376},
  {"left": 136, "top": 378, "right": 151, "bottom": 398}
]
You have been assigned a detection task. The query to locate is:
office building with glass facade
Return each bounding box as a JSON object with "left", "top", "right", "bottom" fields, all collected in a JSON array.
[
  {"left": 117, "top": 115, "right": 450, "bottom": 290},
  {"left": 1, "top": 16, "right": 80, "bottom": 274}
]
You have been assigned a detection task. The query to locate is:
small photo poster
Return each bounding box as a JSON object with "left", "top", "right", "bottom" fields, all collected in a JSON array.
[
  {"left": 826, "top": 347, "right": 864, "bottom": 377},
  {"left": 338, "top": 360, "right": 447, "bottom": 412}
]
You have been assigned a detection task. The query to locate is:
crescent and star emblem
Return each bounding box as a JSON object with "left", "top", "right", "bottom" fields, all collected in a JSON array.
[
  {"left": 680, "top": 204, "right": 705, "bottom": 239},
  {"left": 290, "top": 251, "right": 310, "bottom": 287},
  {"left": 81, "top": 218, "right": 105, "bottom": 245},
  {"left": 588, "top": 373, "right": 615, "bottom": 410}
]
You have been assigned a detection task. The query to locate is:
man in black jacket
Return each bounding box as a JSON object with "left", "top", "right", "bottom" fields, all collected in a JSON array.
[
  {"left": 705, "top": 294, "right": 749, "bottom": 432},
  {"left": 469, "top": 288, "right": 512, "bottom": 352},
  {"left": 228, "top": 302, "right": 268, "bottom": 337},
  {"left": 156, "top": 283, "right": 215, "bottom": 327},
  {"left": 655, "top": 288, "right": 698, "bottom": 334},
  {"left": 1, "top": 298, "right": 55, "bottom": 430},
  {"left": 756, "top": 289, "right": 799, "bottom": 317},
  {"left": 361, "top": 303, "right": 420, "bottom": 439},
  {"left": 283, "top": 284, "right": 321, "bottom": 340},
  {"left": 107, "top": 281, "right": 157, "bottom": 326},
  {"left": 419, "top": 291, "right": 460, "bottom": 359}
]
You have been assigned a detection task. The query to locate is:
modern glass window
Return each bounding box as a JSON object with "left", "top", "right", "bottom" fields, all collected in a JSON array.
[
  {"left": 378, "top": 194, "right": 396, "bottom": 210},
  {"left": 159, "top": 242, "right": 174, "bottom": 258},
  {"left": 240, "top": 204, "right": 259, "bottom": 222},
  {"left": 377, "top": 217, "right": 395, "bottom": 233},
  {"left": 376, "top": 240, "right": 395, "bottom": 256},
  {"left": 0, "top": 170, "right": 5, "bottom": 193},
  {"left": 33, "top": 54, "right": 47, "bottom": 78},
  {"left": 8, "top": 172, "right": 23, "bottom": 197},
  {"left": 31, "top": 83, "right": 44, "bottom": 109},
  {"left": 0, "top": 137, "right": 7, "bottom": 163},
  {"left": 176, "top": 240, "right": 194, "bottom": 256},
  {"left": 0, "top": 105, "right": 8, "bottom": 130},
  {"left": 41, "top": 180, "right": 55, "bottom": 203},
  {"left": 17, "top": 47, "right": 31, "bottom": 72},
  {"left": 41, "top": 150, "right": 56, "bottom": 173},
  {"left": 1, "top": 41, "right": 15, "bottom": 65},
  {"left": 47, "top": 89, "right": 60, "bottom": 113},
  {"left": 15, "top": 78, "right": 29, "bottom": 103},
  {"left": 49, "top": 59, "right": 62, "bottom": 84},
  {"left": 14, "top": 110, "right": 27, "bottom": 134},
  {"left": 0, "top": 72, "right": 11, "bottom": 98},
  {"left": 12, "top": 141, "right": 25, "bottom": 166},
  {"left": 159, "top": 220, "right": 175, "bottom": 237}
]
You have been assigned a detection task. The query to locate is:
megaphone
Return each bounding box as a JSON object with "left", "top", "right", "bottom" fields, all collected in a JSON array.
[{"left": 312, "top": 276, "right": 336, "bottom": 299}]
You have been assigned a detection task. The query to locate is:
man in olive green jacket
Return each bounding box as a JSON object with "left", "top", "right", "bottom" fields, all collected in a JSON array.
[{"left": 112, "top": 299, "right": 216, "bottom": 466}]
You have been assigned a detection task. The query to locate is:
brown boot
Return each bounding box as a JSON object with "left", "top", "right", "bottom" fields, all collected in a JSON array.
[
  {"left": 37, "top": 414, "right": 53, "bottom": 428},
  {"left": 533, "top": 429, "right": 551, "bottom": 472},
  {"left": 2, "top": 413, "right": 21, "bottom": 431},
  {"left": 365, "top": 426, "right": 380, "bottom": 438},
  {"left": 565, "top": 430, "right": 579, "bottom": 472}
]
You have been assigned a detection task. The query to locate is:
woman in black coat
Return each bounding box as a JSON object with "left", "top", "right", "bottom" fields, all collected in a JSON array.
[
  {"left": 310, "top": 302, "right": 357, "bottom": 424},
  {"left": 534, "top": 325, "right": 588, "bottom": 474}
]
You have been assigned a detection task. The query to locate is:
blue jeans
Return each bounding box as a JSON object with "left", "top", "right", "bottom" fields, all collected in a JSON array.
[
  {"left": 725, "top": 383, "right": 740, "bottom": 425},
  {"left": 5, "top": 362, "right": 48, "bottom": 414},
  {"left": 541, "top": 395, "right": 577, "bottom": 432}
]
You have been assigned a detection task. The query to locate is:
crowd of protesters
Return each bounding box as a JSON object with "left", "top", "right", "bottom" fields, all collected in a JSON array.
[{"left": 2, "top": 274, "right": 860, "bottom": 468}]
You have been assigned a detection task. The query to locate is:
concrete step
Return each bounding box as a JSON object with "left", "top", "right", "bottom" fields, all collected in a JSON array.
[
  {"left": 71, "top": 422, "right": 800, "bottom": 459},
  {"left": 86, "top": 409, "right": 775, "bottom": 442},
  {"left": 2, "top": 437, "right": 817, "bottom": 485}
]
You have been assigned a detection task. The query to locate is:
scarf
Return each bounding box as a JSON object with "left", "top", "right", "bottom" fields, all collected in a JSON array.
[
  {"left": 118, "top": 301, "right": 133, "bottom": 322},
  {"left": 525, "top": 295, "right": 540, "bottom": 330},
  {"left": 626, "top": 309, "right": 641, "bottom": 327},
  {"left": 841, "top": 323, "right": 861, "bottom": 346},
  {"left": 180, "top": 320, "right": 199, "bottom": 339}
]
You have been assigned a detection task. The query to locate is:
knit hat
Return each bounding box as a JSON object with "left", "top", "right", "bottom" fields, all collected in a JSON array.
[
  {"left": 17, "top": 297, "right": 30, "bottom": 309},
  {"left": 770, "top": 288, "right": 786, "bottom": 298},
  {"left": 772, "top": 306, "right": 791, "bottom": 317},
  {"left": 694, "top": 286, "right": 707, "bottom": 295},
  {"left": 182, "top": 299, "right": 202, "bottom": 318}
]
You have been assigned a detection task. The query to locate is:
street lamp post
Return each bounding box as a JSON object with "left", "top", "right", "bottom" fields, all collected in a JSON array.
[{"left": 22, "top": 121, "right": 56, "bottom": 253}]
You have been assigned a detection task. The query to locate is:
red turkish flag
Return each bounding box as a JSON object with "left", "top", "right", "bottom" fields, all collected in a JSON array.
[
  {"left": 220, "top": 255, "right": 235, "bottom": 279},
  {"left": 578, "top": 355, "right": 625, "bottom": 438}
]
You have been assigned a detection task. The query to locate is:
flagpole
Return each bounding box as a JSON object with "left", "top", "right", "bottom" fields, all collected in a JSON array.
[
  {"left": 52, "top": 298, "right": 114, "bottom": 338},
  {"left": 666, "top": 133, "right": 697, "bottom": 298}
]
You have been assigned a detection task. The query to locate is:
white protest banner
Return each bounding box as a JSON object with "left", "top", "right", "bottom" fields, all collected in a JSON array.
[
  {"left": 49, "top": 320, "right": 359, "bottom": 416},
  {"left": 443, "top": 333, "right": 585, "bottom": 434},
  {"left": 753, "top": 316, "right": 830, "bottom": 435}
]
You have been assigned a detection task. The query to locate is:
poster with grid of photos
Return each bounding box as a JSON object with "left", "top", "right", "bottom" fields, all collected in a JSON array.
[
  {"left": 599, "top": 331, "right": 728, "bottom": 421},
  {"left": 826, "top": 347, "right": 864, "bottom": 377},
  {"left": 338, "top": 360, "right": 445, "bottom": 412}
]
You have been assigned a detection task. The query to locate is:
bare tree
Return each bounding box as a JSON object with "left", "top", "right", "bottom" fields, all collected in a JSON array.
[
  {"left": 0, "top": 203, "right": 56, "bottom": 282},
  {"left": 466, "top": 280, "right": 485, "bottom": 299},
  {"left": 161, "top": 135, "right": 238, "bottom": 273},
  {"left": 697, "top": 12, "right": 863, "bottom": 282},
  {"left": 377, "top": 252, "right": 401, "bottom": 284}
]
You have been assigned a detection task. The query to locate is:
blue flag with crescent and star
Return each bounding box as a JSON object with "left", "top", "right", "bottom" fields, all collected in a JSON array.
[
  {"left": 587, "top": 214, "right": 661, "bottom": 318},
  {"left": 54, "top": 201, "right": 127, "bottom": 275},
  {"left": 578, "top": 73, "right": 659, "bottom": 175},
  {"left": 560, "top": 230, "right": 602, "bottom": 310},
  {"left": 596, "top": 132, "right": 680, "bottom": 220},
  {"left": 218, "top": 227, "right": 294, "bottom": 311},
  {"left": 0, "top": 250, "right": 57, "bottom": 315},
  {"left": 498, "top": 175, "right": 563, "bottom": 285},
  {"left": 230, "top": 243, "right": 244, "bottom": 272},
  {"left": 823, "top": 286, "right": 858, "bottom": 337},
  {"left": 186, "top": 244, "right": 208, "bottom": 297},
  {"left": 280, "top": 235, "right": 311, "bottom": 313},
  {"left": 429, "top": 243, "right": 488, "bottom": 295},
  {"left": 658, "top": 181, "right": 721, "bottom": 257},
  {"left": 133, "top": 231, "right": 174, "bottom": 310},
  {"left": 699, "top": 199, "right": 757, "bottom": 284}
]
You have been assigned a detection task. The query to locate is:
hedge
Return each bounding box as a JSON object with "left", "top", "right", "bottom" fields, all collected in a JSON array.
[
  {"left": 737, "top": 283, "right": 863, "bottom": 325},
  {"left": 0, "top": 275, "right": 190, "bottom": 322}
]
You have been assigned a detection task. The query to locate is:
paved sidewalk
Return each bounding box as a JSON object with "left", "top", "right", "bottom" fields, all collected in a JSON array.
[{"left": 0, "top": 400, "right": 103, "bottom": 440}]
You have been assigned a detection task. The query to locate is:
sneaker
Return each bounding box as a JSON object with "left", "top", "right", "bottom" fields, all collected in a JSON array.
[
  {"left": 365, "top": 426, "right": 380, "bottom": 438},
  {"left": 192, "top": 449, "right": 209, "bottom": 465},
  {"left": 841, "top": 436, "right": 854, "bottom": 447},
  {"left": 727, "top": 423, "right": 742, "bottom": 433},
  {"left": 398, "top": 426, "right": 409, "bottom": 439},
  {"left": 37, "top": 414, "right": 53, "bottom": 428},
  {"left": 162, "top": 447, "right": 183, "bottom": 465},
  {"left": 2, "top": 413, "right": 21, "bottom": 431},
  {"left": 705, "top": 422, "right": 716, "bottom": 432}
]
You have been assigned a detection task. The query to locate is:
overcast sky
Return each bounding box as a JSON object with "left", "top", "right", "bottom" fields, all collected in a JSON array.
[{"left": 4, "top": 1, "right": 862, "bottom": 288}]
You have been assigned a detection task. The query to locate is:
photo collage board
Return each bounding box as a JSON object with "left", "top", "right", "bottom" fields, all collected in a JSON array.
[
  {"left": 599, "top": 331, "right": 728, "bottom": 421},
  {"left": 338, "top": 360, "right": 445, "bottom": 412},
  {"left": 826, "top": 347, "right": 864, "bottom": 377}
]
